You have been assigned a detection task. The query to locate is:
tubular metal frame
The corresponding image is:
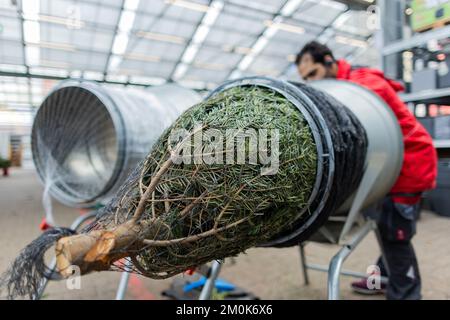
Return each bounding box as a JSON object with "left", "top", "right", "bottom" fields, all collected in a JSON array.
[{"left": 198, "top": 219, "right": 390, "bottom": 300}]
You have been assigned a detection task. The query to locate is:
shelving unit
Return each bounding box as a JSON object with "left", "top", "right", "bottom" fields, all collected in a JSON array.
[
  {"left": 382, "top": 25, "right": 450, "bottom": 56},
  {"left": 400, "top": 88, "right": 450, "bottom": 104},
  {"left": 380, "top": 0, "right": 450, "bottom": 153},
  {"left": 434, "top": 140, "right": 450, "bottom": 149}
]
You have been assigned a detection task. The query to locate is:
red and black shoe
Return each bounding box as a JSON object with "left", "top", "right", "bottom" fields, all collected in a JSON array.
[{"left": 351, "top": 278, "right": 387, "bottom": 295}]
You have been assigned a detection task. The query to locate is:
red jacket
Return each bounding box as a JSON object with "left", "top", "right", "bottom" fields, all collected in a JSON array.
[{"left": 336, "top": 60, "right": 437, "bottom": 204}]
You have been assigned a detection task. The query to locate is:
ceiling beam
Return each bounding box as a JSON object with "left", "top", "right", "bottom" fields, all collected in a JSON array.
[
  {"left": 17, "top": 0, "right": 35, "bottom": 107},
  {"left": 279, "top": 7, "right": 350, "bottom": 77},
  {"left": 168, "top": 0, "right": 224, "bottom": 81},
  {"left": 222, "top": 1, "right": 367, "bottom": 40},
  {"left": 226, "top": 0, "right": 302, "bottom": 79},
  {"left": 103, "top": 0, "right": 126, "bottom": 79},
  {"left": 0, "top": 71, "right": 207, "bottom": 92}
]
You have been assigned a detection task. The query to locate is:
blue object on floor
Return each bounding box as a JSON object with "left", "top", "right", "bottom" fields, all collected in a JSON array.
[{"left": 183, "top": 276, "right": 236, "bottom": 293}]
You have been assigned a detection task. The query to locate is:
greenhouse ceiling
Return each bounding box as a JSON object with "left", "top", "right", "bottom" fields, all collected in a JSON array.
[{"left": 0, "top": 0, "right": 378, "bottom": 108}]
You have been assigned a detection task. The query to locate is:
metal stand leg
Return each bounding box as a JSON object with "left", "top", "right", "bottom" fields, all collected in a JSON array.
[
  {"left": 299, "top": 244, "right": 310, "bottom": 285},
  {"left": 115, "top": 259, "right": 133, "bottom": 300},
  {"left": 327, "top": 220, "right": 375, "bottom": 300},
  {"left": 199, "top": 260, "right": 222, "bottom": 300},
  {"left": 328, "top": 245, "right": 352, "bottom": 300},
  {"left": 34, "top": 211, "right": 98, "bottom": 300}
]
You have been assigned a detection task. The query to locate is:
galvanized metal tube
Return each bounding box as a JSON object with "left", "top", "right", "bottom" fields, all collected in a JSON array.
[
  {"left": 32, "top": 80, "right": 201, "bottom": 208},
  {"left": 311, "top": 80, "right": 404, "bottom": 212}
]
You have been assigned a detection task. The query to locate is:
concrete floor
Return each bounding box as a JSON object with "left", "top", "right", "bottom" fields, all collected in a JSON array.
[{"left": 1, "top": 168, "right": 449, "bottom": 300}]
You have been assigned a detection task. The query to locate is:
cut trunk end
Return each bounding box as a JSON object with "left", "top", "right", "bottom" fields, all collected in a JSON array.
[{"left": 55, "top": 220, "right": 143, "bottom": 277}]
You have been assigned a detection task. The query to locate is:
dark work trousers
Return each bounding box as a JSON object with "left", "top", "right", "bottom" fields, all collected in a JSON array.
[{"left": 374, "top": 196, "right": 422, "bottom": 300}]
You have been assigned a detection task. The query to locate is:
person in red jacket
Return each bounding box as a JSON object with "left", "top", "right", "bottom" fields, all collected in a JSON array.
[{"left": 296, "top": 41, "right": 437, "bottom": 300}]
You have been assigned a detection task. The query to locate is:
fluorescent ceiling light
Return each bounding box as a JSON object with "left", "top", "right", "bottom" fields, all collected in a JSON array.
[
  {"left": 222, "top": 45, "right": 254, "bottom": 55},
  {"left": 0, "top": 111, "right": 33, "bottom": 126},
  {"left": 108, "top": 0, "right": 140, "bottom": 72},
  {"left": 25, "top": 46, "right": 41, "bottom": 66},
  {"left": 178, "top": 79, "right": 208, "bottom": 90},
  {"left": 229, "top": 0, "right": 276, "bottom": 14},
  {"left": 318, "top": 0, "right": 347, "bottom": 11},
  {"left": 0, "top": 64, "right": 27, "bottom": 73},
  {"left": 27, "top": 41, "right": 76, "bottom": 51},
  {"left": 264, "top": 20, "right": 305, "bottom": 34},
  {"left": 335, "top": 35, "right": 368, "bottom": 48},
  {"left": 192, "top": 25, "right": 210, "bottom": 44},
  {"left": 173, "top": 63, "right": 189, "bottom": 80},
  {"left": 22, "top": 0, "right": 39, "bottom": 19},
  {"left": 29, "top": 67, "right": 69, "bottom": 78},
  {"left": 172, "top": 0, "right": 224, "bottom": 80},
  {"left": 124, "top": 0, "right": 140, "bottom": 11},
  {"left": 130, "top": 76, "right": 167, "bottom": 86},
  {"left": 70, "top": 70, "right": 83, "bottom": 78},
  {"left": 23, "top": 20, "right": 40, "bottom": 44},
  {"left": 124, "top": 53, "right": 161, "bottom": 62},
  {"left": 228, "top": 0, "right": 302, "bottom": 79},
  {"left": 235, "top": 25, "right": 274, "bottom": 71},
  {"left": 202, "top": 1, "right": 222, "bottom": 25},
  {"left": 251, "top": 37, "right": 269, "bottom": 56},
  {"left": 237, "top": 54, "right": 256, "bottom": 71},
  {"left": 38, "top": 14, "right": 84, "bottom": 29},
  {"left": 193, "top": 62, "right": 227, "bottom": 71},
  {"left": 118, "top": 10, "right": 136, "bottom": 33},
  {"left": 190, "top": 0, "right": 223, "bottom": 46},
  {"left": 333, "top": 11, "right": 371, "bottom": 37},
  {"left": 105, "top": 74, "right": 128, "bottom": 83},
  {"left": 83, "top": 71, "right": 104, "bottom": 81},
  {"left": 112, "top": 33, "right": 130, "bottom": 55},
  {"left": 280, "top": 0, "right": 303, "bottom": 16},
  {"left": 333, "top": 11, "right": 350, "bottom": 28},
  {"left": 39, "top": 60, "right": 70, "bottom": 69},
  {"left": 108, "top": 56, "right": 122, "bottom": 72},
  {"left": 228, "top": 70, "right": 242, "bottom": 79},
  {"left": 182, "top": 45, "right": 200, "bottom": 64},
  {"left": 234, "top": 46, "right": 253, "bottom": 55},
  {"left": 316, "top": 9, "right": 349, "bottom": 43},
  {"left": 22, "top": 0, "right": 41, "bottom": 67},
  {"left": 165, "top": 0, "right": 209, "bottom": 12},
  {"left": 136, "top": 31, "right": 185, "bottom": 44},
  {"left": 116, "top": 68, "right": 145, "bottom": 76}
]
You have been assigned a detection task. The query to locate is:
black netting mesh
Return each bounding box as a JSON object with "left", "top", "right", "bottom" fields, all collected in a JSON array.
[{"left": 268, "top": 83, "right": 368, "bottom": 247}]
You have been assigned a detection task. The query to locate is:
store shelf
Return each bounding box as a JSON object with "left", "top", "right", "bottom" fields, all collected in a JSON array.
[
  {"left": 400, "top": 87, "right": 450, "bottom": 104},
  {"left": 434, "top": 140, "right": 450, "bottom": 149},
  {"left": 382, "top": 25, "right": 450, "bottom": 56}
]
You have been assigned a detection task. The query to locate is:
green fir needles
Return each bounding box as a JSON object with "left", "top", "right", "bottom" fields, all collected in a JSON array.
[{"left": 87, "top": 85, "right": 318, "bottom": 278}]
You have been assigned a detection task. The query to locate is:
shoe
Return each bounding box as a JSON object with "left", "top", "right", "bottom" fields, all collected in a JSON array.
[{"left": 351, "top": 278, "right": 386, "bottom": 295}]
